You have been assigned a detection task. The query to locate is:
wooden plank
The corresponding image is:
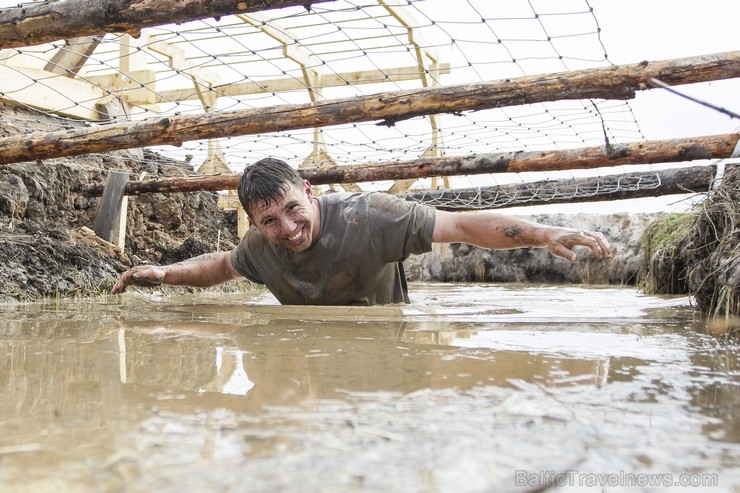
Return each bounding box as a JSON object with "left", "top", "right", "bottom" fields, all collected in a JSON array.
[
  {"left": 378, "top": 0, "right": 441, "bottom": 81},
  {"left": 1, "top": 51, "right": 738, "bottom": 166},
  {"left": 0, "top": 64, "right": 105, "bottom": 119},
  {"left": 112, "top": 194, "right": 129, "bottom": 250},
  {"left": 85, "top": 70, "right": 158, "bottom": 105},
  {"left": 148, "top": 39, "right": 221, "bottom": 89},
  {"left": 43, "top": 37, "right": 100, "bottom": 77},
  {"left": 151, "top": 64, "right": 451, "bottom": 105},
  {"left": 81, "top": 133, "right": 739, "bottom": 196},
  {"left": 237, "top": 13, "right": 316, "bottom": 69},
  {"left": 93, "top": 170, "right": 130, "bottom": 242}
]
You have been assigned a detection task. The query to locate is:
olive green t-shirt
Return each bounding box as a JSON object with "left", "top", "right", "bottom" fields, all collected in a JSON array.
[{"left": 230, "top": 192, "right": 436, "bottom": 305}]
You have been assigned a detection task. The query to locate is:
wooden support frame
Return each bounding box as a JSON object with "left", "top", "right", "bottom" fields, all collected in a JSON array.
[
  {"left": 380, "top": 0, "right": 447, "bottom": 193},
  {"left": 43, "top": 37, "right": 101, "bottom": 77},
  {"left": 0, "top": 64, "right": 107, "bottom": 120}
]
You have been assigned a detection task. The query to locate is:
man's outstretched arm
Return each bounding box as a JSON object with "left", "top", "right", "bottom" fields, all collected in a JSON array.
[
  {"left": 111, "top": 251, "right": 243, "bottom": 294},
  {"left": 432, "top": 210, "right": 611, "bottom": 262}
]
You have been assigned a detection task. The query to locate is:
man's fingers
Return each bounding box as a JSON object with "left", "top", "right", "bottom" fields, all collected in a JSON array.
[
  {"left": 131, "top": 271, "right": 163, "bottom": 287},
  {"left": 110, "top": 266, "right": 165, "bottom": 295},
  {"left": 549, "top": 242, "right": 578, "bottom": 263},
  {"left": 111, "top": 277, "right": 129, "bottom": 294},
  {"left": 549, "top": 230, "right": 611, "bottom": 262},
  {"left": 582, "top": 231, "right": 611, "bottom": 259}
]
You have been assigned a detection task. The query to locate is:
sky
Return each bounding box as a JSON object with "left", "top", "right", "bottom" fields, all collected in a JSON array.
[
  {"left": 506, "top": 0, "right": 739, "bottom": 215},
  {"left": 591, "top": 0, "right": 739, "bottom": 140}
]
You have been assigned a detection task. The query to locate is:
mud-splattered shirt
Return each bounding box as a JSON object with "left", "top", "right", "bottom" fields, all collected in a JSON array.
[{"left": 230, "top": 192, "right": 436, "bottom": 305}]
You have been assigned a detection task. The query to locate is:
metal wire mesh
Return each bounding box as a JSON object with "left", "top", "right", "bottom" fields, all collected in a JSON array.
[{"left": 402, "top": 173, "right": 662, "bottom": 210}]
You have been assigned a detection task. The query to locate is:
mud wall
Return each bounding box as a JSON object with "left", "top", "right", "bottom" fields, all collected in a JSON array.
[{"left": 405, "top": 212, "right": 662, "bottom": 285}]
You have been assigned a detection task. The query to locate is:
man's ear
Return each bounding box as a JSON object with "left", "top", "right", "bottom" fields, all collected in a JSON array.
[{"left": 303, "top": 179, "right": 313, "bottom": 198}]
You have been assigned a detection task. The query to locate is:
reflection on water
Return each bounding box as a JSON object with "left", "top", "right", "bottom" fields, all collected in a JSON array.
[{"left": 0, "top": 283, "right": 739, "bottom": 492}]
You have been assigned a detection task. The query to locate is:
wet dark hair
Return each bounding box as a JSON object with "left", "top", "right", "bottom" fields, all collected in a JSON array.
[{"left": 237, "top": 158, "right": 304, "bottom": 216}]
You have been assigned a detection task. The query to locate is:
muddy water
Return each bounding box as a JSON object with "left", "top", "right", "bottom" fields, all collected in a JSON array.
[{"left": 0, "top": 283, "right": 739, "bottom": 492}]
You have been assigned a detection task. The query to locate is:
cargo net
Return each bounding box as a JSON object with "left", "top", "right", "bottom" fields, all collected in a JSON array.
[
  {"left": 401, "top": 172, "right": 662, "bottom": 210},
  {"left": 0, "top": 0, "right": 645, "bottom": 187}
]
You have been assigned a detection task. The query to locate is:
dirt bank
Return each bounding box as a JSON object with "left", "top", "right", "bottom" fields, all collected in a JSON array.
[
  {"left": 405, "top": 212, "right": 659, "bottom": 285},
  {"left": 641, "top": 163, "right": 740, "bottom": 319},
  {"left": 0, "top": 146, "right": 246, "bottom": 303}
]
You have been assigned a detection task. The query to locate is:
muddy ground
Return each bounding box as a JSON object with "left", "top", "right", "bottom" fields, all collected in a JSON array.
[{"left": 0, "top": 149, "right": 249, "bottom": 303}]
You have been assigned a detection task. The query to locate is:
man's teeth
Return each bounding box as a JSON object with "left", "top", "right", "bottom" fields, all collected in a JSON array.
[{"left": 288, "top": 231, "right": 301, "bottom": 241}]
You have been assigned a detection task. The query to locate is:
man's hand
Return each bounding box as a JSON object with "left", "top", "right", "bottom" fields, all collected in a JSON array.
[
  {"left": 111, "top": 265, "right": 166, "bottom": 294},
  {"left": 545, "top": 229, "right": 611, "bottom": 263}
]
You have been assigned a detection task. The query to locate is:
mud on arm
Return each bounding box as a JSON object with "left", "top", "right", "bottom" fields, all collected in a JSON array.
[
  {"left": 111, "top": 251, "right": 242, "bottom": 294},
  {"left": 431, "top": 210, "right": 611, "bottom": 262}
]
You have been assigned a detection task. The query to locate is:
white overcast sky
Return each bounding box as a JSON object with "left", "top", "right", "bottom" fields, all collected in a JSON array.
[
  {"left": 506, "top": 0, "right": 739, "bottom": 214},
  {"left": 590, "top": 0, "right": 739, "bottom": 140}
]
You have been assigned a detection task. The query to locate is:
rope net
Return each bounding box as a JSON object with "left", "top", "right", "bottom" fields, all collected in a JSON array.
[{"left": 0, "top": 0, "right": 663, "bottom": 208}]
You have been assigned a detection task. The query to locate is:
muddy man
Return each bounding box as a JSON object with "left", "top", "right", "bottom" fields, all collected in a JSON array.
[{"left": 111, "top": 158, "right": 611, "bottom": 305}]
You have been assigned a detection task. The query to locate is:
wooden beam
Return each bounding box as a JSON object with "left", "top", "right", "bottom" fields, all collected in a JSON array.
[
  {"left": 148, "top": 38, "right": 222, "bottom": 91},
  {"left": 401, "top": 164, "right": 719, "bottom": 211},
  {"left": 0, "top": 64, "right": 106, "bottom": 119},
  {"left": 0, "top": 0, "right": 327, "bottom": 49},
  {"left": 43, "top": 36, "right": 101, "bottom": 77},
  {"left": 151, "top": 64, "right": 451, "bottom": 105},
  {"left": 82, "top": 133, "right": 739, "bottom": 196},
  {"left": 84, "top": 34, "right": 158, "bottom": 108},
  {"left": 85, "top": 69, "right": 158, "bottom": 105},
  {"left": 1, "top": 51, "right": 737, "bottom": 166},
  {"left": 378, "top": 0, "right": 441, "bottom": 83},
  {"left": 303, "top": 134, "right": 738, "bottom": 184},
  {"left": 237, "top": 13, "right": 318, "bottom": 70}
]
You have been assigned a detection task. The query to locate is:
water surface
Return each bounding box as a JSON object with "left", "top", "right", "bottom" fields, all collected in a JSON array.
[{"left": 0, "top": 283, "right": 738, "bottom": 492}]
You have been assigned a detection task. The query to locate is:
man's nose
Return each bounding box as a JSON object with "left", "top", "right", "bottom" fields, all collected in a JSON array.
[{"left": 278, "top": 217, "right": 296, "bottom": 234}]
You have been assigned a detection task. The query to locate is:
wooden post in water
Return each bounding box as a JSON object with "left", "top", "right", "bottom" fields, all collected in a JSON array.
[{"left": 93, "top": 170, "right": 130, "bottom": 247}]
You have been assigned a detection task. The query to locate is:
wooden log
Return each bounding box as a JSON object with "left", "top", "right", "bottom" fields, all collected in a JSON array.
[
  {"left": 401, "top": 165, "right": 718, "bottom": 211},
  {"left": 0, "top": 0, "right": 318, "bottom": 49},
  {"left": 301, "top": 134, "right": 737, "bottom": 183},
  {"left": 93, "top": 170, "right": 129, "bottom": 242},
  {"left": 82, "top": 133, "right": 739, "bottom": 196},
  {"left": 1, "top": 51, "right": 739, "bottom": 166}
]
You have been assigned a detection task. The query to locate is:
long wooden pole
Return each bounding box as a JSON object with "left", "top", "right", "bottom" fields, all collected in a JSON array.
[
  {"left": 1, "top": 51, "right": 738, "bottom": 167},
  {"left": 0, "top": 0, "right": 321, "bottom": 49},
  {"left": 83, "top": 133, "right": 738, "bottom": 196}
]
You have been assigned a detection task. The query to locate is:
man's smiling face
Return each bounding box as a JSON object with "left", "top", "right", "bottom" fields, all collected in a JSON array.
[{"left": 248, "top": 180, "right": 319, "bottom": 252}]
